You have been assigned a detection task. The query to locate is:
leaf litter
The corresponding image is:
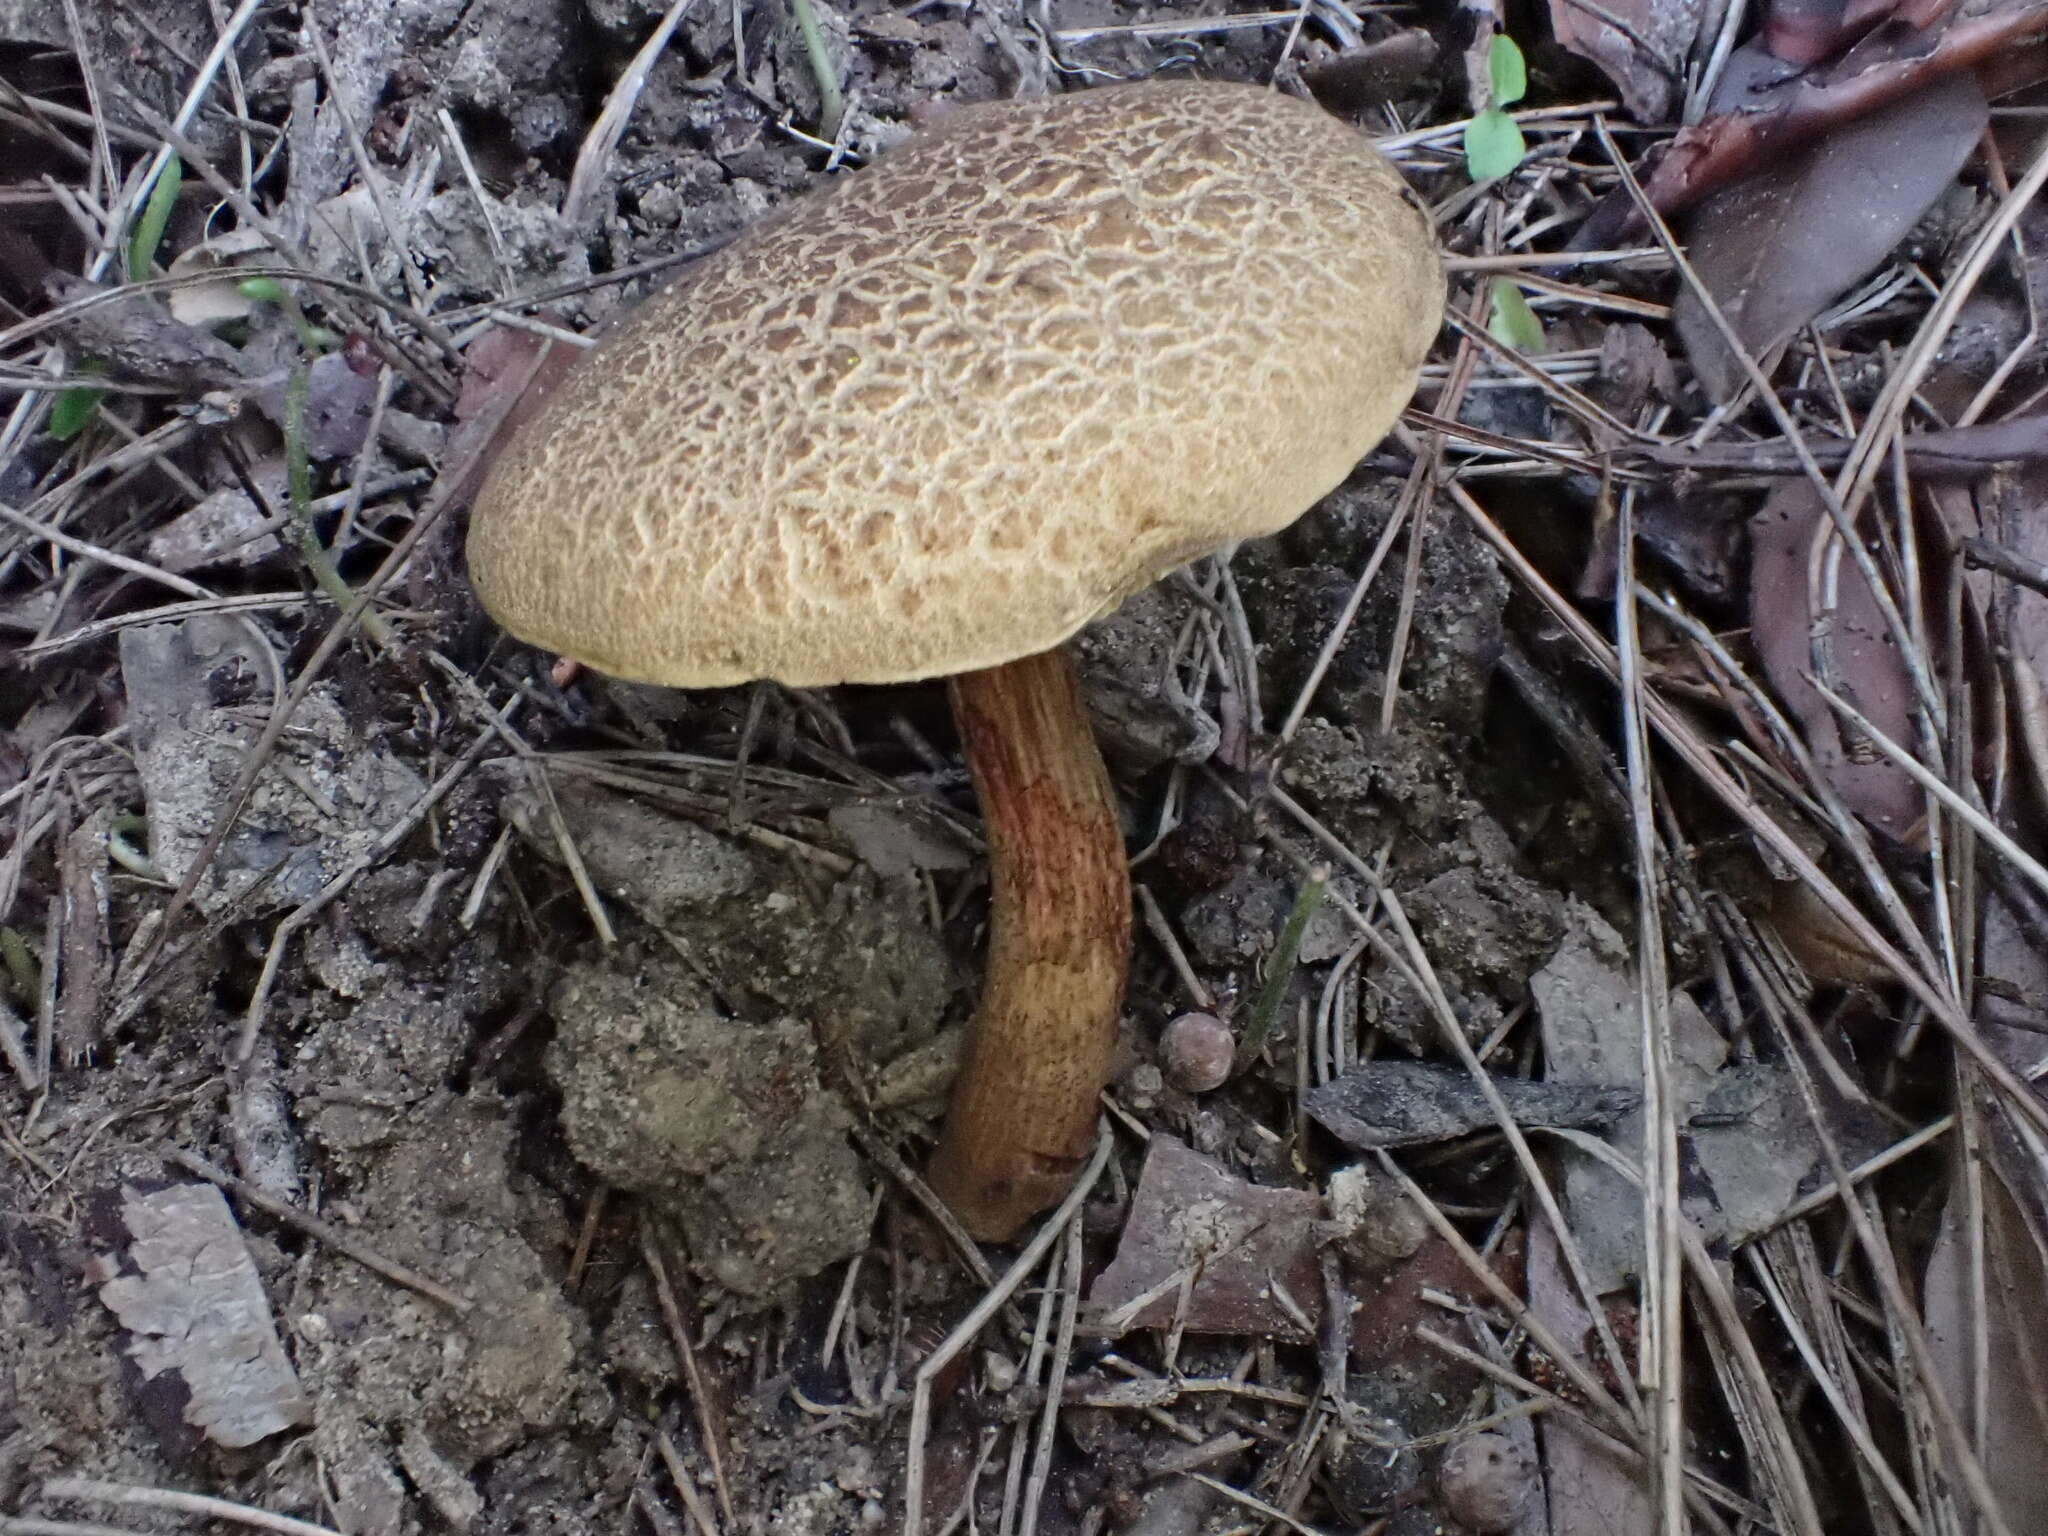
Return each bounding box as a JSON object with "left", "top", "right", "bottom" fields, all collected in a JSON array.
[{"left": 5, "top": 0, "right": 2048, "bottom": 1530}]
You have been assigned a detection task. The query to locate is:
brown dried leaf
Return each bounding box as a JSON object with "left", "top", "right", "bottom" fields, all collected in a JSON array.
[
  {"left": 96, "top": 1181, "right": 312, "bottom": 1450},
  {"left": 1748, "top": 481, "right": 1922, "bottom": 839},
  {"left": 1305, "top": 1060, "right": 1636, "bottom": 1149},
  {"left": 1924, "top": 1117, "right": 2048, "bottom": 1528},
  {"left": 448, "top": 325, "right": 583, "bottom": 509},
  {"left": 1672, "top": 53, "right": 1985, "bottom": 402},
  {"left": 1527, "top": 1213, "right": 1650, "bottom": 1536},
  {"left": 1547, "top": 0, "right": 1699, "bottom": 122},
  {"left": 1087, "top": 1136, "right": 1322, "bottom": 1340}
]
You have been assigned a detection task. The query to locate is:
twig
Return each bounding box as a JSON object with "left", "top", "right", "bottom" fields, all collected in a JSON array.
[
  {"left": 904, "top": 1130, "right": 1112, "bottom": 1536},
  {"left": 166, "top": 1148, "right": 472, "bottom": 1313},
  {"left": 640, "top": 1211, "right": 739, "bottom": 1531},
  {"left": 41, "top": 1478, "right": 345, "bottom": 1536},
  {"left": 563, "top": 0, "right": 702, "bottom": 228},
  {"left": 1962, "top": 534, "right": 2048, "bottom": 599},
  {"left": 282, "top": 366, "right": 393, "bottom": 647}
]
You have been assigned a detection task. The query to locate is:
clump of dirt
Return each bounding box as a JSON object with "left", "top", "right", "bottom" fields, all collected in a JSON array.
[{"left": 549, "top": 956, "right": 873, "bottom": 1300}]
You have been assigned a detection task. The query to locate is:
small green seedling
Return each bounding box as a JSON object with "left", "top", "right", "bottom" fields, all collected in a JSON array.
[
  {"left": 52, "top": 155, "right": 183, "bottom": 441},
  {"left": 238, "top": 276, "right": 341, "bottom": 352},
  {"left": 1487, "top": 277, "right": 1545, "bottom": 352},
  {"left": 126, "top": 155, "right": 183, "bottom": 282},
  {"left": 47, "top": 361, "right": 108, "bottom": 442},
  {"left": 1463, "top": 34, "right": 1528, "bottom": 182}
]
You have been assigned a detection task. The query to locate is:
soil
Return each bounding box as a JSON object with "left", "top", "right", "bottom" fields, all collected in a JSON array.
[{"left": 0, "top": 1, "right": 1743, "bottom": 1533}]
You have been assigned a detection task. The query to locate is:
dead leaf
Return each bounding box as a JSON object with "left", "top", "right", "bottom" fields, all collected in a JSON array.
[
  {"left": 1535, "top": 902, "right": 1849, "bottom": 1289},
  {"left": 1672, "top": 52, "right": 1985, "bottom": 402},
  {"left": 827, "top": 803, "right": 971, "bottom": 876},
  {"left": 249, "top": 350, "right": 381, "bottom": 461},
  {"left": 1527, "top": 1212, "right": 1652, "bottom": 1535},
  {"left": 1547, "top": 0, "right": 1698, "bottom": 122},
  {"left": 1305, "top": 1060, "right": 1637, "bottom": 1149},
  {"left": 1302, "top": 29, "right": 1440, "bottom": 115},
  {"left": 1924, "top": 1117, "right": 2048, "bottom": 1528},
  {"left": 1087, "top": 1136, "right": 1323, "bottom": 1341},
  {"left": 164, "top": 227, "right": 274, "bottom": 329},
  {"left": 448, "top": 325, "right": 583, "bottom": 509},
  {"left": 95, "top": 1181, "right": 312, "bottom": 1450},
  {"left": 1748, "top": 481, "right": 1921, "bottom": 840},
  {"left": 1633, "top": 0, "right": 2027, "bottom": 225}
]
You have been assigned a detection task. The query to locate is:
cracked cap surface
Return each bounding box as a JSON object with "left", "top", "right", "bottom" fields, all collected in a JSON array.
[{"left": 466, "top": 80, "right": 1443, "bottom": 688}]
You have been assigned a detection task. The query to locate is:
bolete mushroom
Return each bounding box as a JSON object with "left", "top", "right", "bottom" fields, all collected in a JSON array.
[{"left": 467, "top": 81, "right": 1441, "bottom": 1241}]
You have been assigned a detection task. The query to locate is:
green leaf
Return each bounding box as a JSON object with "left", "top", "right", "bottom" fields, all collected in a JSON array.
[
  {"left": 1487, "top": 278, "right": 1546, "bottom": 352},
  {"left": 126, "top": 155, "right": 183, "bottom": 281},
  {"left": 1464, "top": 109, "right": 1525, "bottom": 182},
  {"left": 236, "top": 275, "right": 290, "bottom": 305},
  {"left": 48, "top": 384, "right": 106, "bottom": 441},
  {"left": 1488, "top": 33, "right": 1528, "bottom": 108},
  {"left": 49, "top": 358, "right": 109, "bottom": 441}
]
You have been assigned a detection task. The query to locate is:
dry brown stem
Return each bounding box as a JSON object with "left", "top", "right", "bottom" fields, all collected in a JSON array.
[{"left": 926, "top": 650, "right": 1131, "bottom": 1242}]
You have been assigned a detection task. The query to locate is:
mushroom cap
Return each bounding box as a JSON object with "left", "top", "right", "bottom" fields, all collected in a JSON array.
[{"left": 467, "top": 81, "right": 1442, "bottom": 688}]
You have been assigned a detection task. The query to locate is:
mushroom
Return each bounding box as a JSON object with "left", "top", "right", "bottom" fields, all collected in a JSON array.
[{"left": 466, "top": 81, "right": 1441, "bottom": 1241}]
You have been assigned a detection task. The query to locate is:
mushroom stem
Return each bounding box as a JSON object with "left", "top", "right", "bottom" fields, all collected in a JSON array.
[{"left": 927, "top": 648, "right": 1131, "bottom": 1241}]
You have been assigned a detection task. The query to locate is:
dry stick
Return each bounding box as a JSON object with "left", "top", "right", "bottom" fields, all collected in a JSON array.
[
  {"left": 1441, "top": 247, "right": 1665, "bottom": 271},
  {"left": 1811, "top": 680, "right": 2048, "bottom": 906},
  {"left": 1369, "top": 1154, "right": 1640, "bottom": 1446},
  {"left": 1016, "top": 1211, "right": 1085, "bottom": 1536},
  {"left": 1766, "top": 1003, "right": 2019, "bottom": 1536},
  {"left": 1962, "top": 535, "right": 2048, "bottom": 601},
  {"left": 640, "top": 1212, "right": 738, "bottom": 1530},
  {"left": 655, "top": 1430, "right": 726, "bottom": 1536},
  {"left": 1641, "top": 584, "right": 1943, "bottom": 1029},
  {"left": 0, "top": 1517, "right": 150, "bottom": 1536},
  {"left": 38, "top": 1484, "right": 338, "bottom": 1536},
  {"left": 1745, "top": 1248, "right": 1925, "bottom": 1534},
  {"left": 845, "top": 1122, "right": 994, "bottom": 1287},
  {"left": 563, "top": 0, "right": 702, "bottom": 228},
  {"left": 1613, "top": 480, "right": 1684, "bottom": 1535},
  {"left": 1420, "top": 1329, "right": 1755, "bottom": 1533},
  {"left": 904, "top": 1130, "right": 1111, "bottom": 1536},
  {"left": 1379, "top": 281, "right": 1479, "bottom": 735},
  {"left": 167, "top": 1148, "right": 471, "bottom": 1313},
  {"left": 0, "top": 496, "right": 286, "bottom": 713},
  {"left": 1817, "top": 133, "right": 2048, "bottom": 733},
  {"left": 1275, "top": 452, "right": 1429, "bottom": 742},
  {"left": 1551, "top": 1128, "right": 1825, "bottom": 1535}
]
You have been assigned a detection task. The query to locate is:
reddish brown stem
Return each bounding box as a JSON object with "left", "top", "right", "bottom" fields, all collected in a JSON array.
[{"left": 926, "top": 649, "right": 1131, "bottom": 1242}]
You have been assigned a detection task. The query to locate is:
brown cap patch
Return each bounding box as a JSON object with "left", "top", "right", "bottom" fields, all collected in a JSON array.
[{"left": 467, "top": 81, "right": 1442, "bottom": 688}]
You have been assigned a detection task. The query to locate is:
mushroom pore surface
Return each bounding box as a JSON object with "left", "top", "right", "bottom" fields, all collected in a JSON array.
[{"left": 466, "top": 80, "right": 1441, "bottom": 688}]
